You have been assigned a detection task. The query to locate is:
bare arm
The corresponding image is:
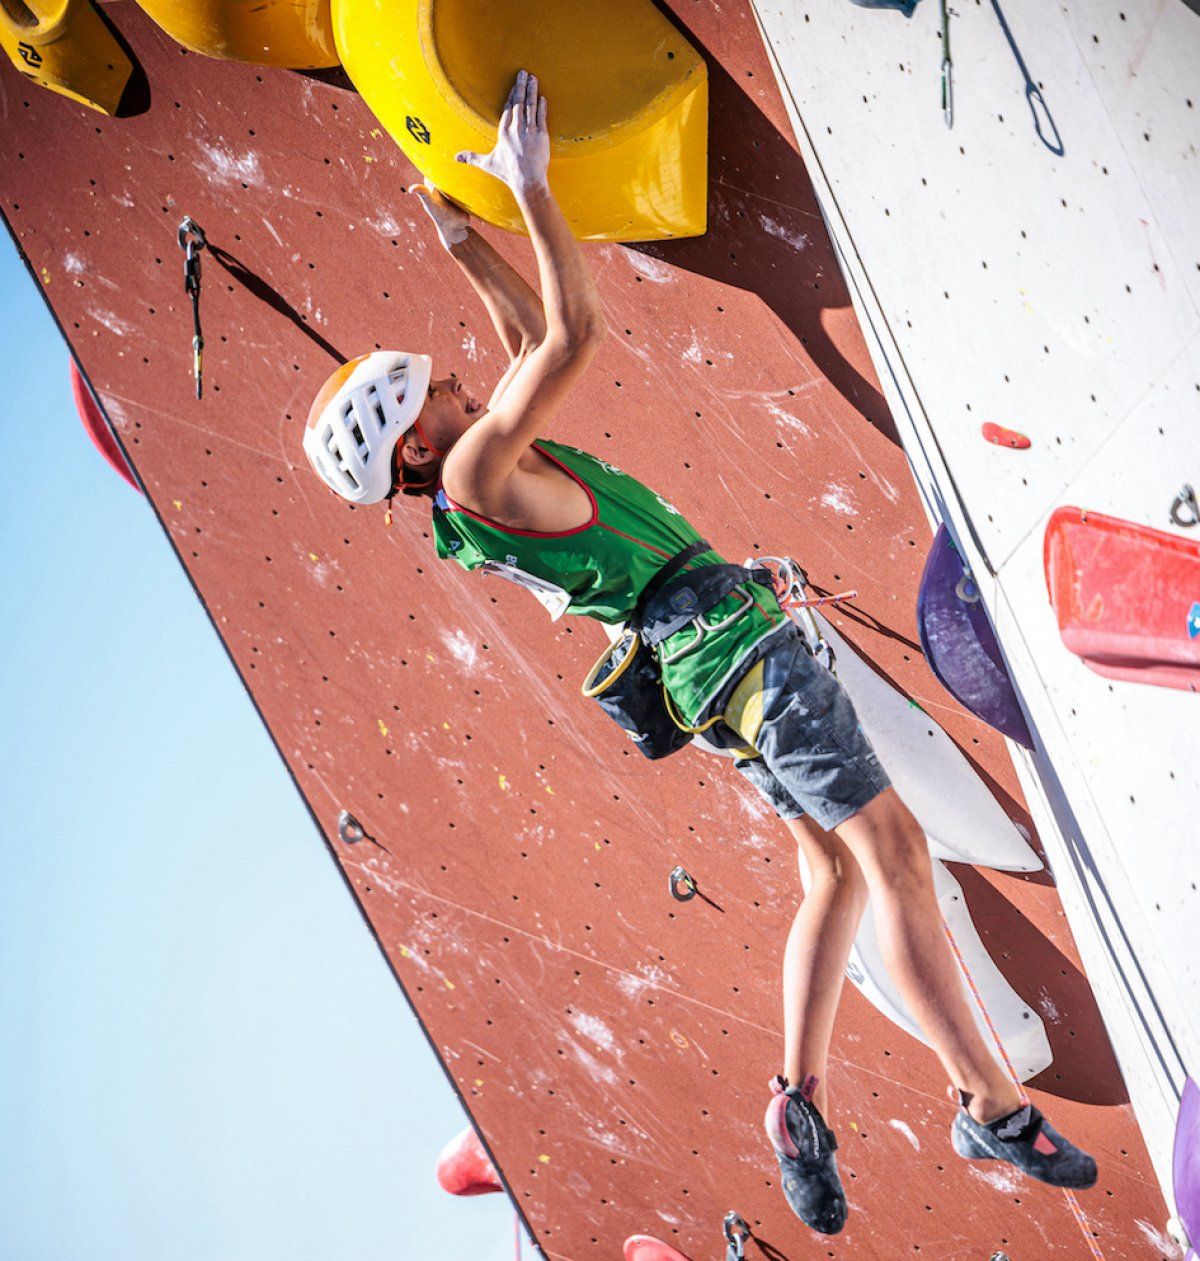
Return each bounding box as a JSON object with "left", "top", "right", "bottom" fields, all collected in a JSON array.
[
  {"left": 449, "top": 230, "right": 546, "bottom": 361},
  {"left": 412, "top": 185, "right": 546, "bottom": 361},
  {"left": 447, "top": 71, "right": 606, "bottom": 498}
]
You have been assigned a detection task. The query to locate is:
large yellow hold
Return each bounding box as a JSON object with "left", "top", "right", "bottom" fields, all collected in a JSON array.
[
  {"left": 0, "top": 0, "right": 132, "bottom": 114},
  {"left": 132, "top": 0, "right": 338, "bottom": 68},
  {"left": 334, "top": 0, "right": 708, "bottom": 241}
]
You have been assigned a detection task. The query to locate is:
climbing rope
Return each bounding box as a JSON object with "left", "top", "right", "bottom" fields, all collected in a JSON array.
[{"left": 941, "top": 924, "right": 1107, "bottom": 1259}]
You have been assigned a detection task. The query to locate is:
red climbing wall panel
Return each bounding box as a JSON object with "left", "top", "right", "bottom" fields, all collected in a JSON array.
[{"left": 1, "top": 4, "right": 1172, "bottom": 1257}]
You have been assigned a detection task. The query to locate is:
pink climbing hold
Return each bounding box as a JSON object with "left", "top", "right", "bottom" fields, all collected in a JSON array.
[
  {"left": 70, "top": 360, "right": 140, "bottom": 492},
  {"left": 981, "top": 422, "right": 1031, "bottom": 449},
  {"left": 435, "top": 1125, "right": 503, "bottom": 1196},
  {"left": 624, "top": 1236, "right": 694, "bottom": 1261}
]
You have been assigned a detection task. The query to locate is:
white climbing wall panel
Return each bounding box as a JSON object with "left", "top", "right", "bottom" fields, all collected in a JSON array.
[{"left": 752, "top": 0, "right": 1200, "bottom": 1199}]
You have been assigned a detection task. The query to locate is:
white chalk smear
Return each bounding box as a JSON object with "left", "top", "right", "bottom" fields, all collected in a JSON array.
[
  {"left": 1038, "top": 989, "right": 1061, "bottom": 1022},
  {"left": 967, "top": 1164, "right": 1019, "bottom": 1194},
  {"left": 624, "top": 250, "right": 673, "bottom": 284},
  {"left": 821, "top": 485, "right": 856, "bottom": 516},
  {"left": 888, "top": 1119, "right": 920, "bottom": 1151},
  {"left": 198, "top": 141, "right": 263, "bottom": 187},
  {"left": 367, "top": 212, "right": 401, "bottom": 236},
  {"left": 442, "top": 629, "right": 478, "bottom": 669},
  {"left": 91, "top": 308, "right": 134, "bottom": 337},
  {"left": 761, "top": 215, "right": 809, "bottom": 253},
  {"left": 1135, "top": 1218, "right": 1183, "bottom": 1257},
  {"left": 568, "top": 1011, "right": 617, "bottom": 1053},
  {"left": 767, "top": 399, "right": 812, "bottom": 437}
]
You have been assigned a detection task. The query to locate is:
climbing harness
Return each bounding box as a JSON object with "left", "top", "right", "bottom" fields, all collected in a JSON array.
[
  {"left": 582, "top": 539, "right": 755, "bottom": 758},
  {"left": 585, "top": 549, "right": 855, "bottom": 755},
  {"left": 723, "top": 1211, "right": 751, "bottom": 1261},
  {"left": 940, "top": 0, "right": 953, "bottom": 128},
  {"left": 177, "top": 216, "right": 207, "bottom": 400},
  {"left": 636, "top": 556, "right": 767, "bottom": 665},
  {"left": 1170, "top": 483, "right": 1199, "bottom": 528}
]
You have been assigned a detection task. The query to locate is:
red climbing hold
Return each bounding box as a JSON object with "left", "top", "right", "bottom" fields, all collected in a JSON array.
[
  {"left": 70, "top": 360, "right": 139, "bottom": 492},
  {"left": 1044, "top": 506, "right": 1200, "bottom": 691},
  {"left": 624, "top": 1236, "right": 694, "bottom": 1261},
  {"left": 435, "top": 1125, "right": 503, "bottom": 1196},
  {"left": 982, "top": 422, "right": 1031, "bottom": 449}
]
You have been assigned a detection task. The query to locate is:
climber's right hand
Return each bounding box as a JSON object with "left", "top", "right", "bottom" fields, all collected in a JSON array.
[
  {"left": 455, "top": 69, "right": 550, "bottom": 200},
  {"left": 410, "top": 183, "right": 471, "bottom": 250}
]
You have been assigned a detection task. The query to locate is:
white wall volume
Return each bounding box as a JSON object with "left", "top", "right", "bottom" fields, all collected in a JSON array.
[{"left": 752, "top": 0, "right": 1200, "bottom": 1203}]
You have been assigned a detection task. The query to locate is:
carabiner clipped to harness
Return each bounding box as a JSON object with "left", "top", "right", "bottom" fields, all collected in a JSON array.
[{"left": 749, "top": 556, "right": 856, "bottom": 676}]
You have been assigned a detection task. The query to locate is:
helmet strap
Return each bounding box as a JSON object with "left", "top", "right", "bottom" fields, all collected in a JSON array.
[{"left": 411, "top": 415, "right": 445, "bottom": 458}]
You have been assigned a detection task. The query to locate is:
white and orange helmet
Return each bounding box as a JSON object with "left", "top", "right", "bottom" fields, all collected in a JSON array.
[{"left": 303, "top": 351, "right": 434, "bottom": 504}]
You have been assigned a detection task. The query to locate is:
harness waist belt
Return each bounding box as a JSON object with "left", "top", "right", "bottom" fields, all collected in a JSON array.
[
  {"left": 631, "top": 539, "right": 711, "bottom": 629},
  {"left": 638, "top": 563, "right": 772, "bottom": 648}
]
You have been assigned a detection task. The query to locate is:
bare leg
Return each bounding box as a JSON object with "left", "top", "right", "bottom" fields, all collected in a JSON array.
[
  {"left": 780, "top": 815, "right": 869, "bottom": 1118},
  {"left": 834, "top": 787, "right": 1022, "bottom": 1124}
]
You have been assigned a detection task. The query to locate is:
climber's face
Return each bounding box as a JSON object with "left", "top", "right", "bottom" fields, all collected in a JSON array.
[
  {"left": 420, "top": 375, "right": 480, "bottom": 443},
  {"left": 398, "top": 375, "right": 481, "bottom": 489}
]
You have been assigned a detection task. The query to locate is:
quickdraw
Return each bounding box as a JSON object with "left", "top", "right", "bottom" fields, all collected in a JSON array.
[
  {"left": 748, "top": 556, "right": 858, "bottom": 675},
  {"left": 177, "top": 216, "right": 207, "bottom": 399}
]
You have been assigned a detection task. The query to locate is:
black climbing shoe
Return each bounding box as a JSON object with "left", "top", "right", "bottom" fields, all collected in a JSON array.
[
  {"left": 951, "top": 1096, "right": 1098, "bottom": 1189},
  {"left": 763, "top": 1076, "right": 847, "bottom": 1234}
]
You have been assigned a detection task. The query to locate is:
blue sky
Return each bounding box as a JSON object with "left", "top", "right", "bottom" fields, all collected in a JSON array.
[{"left": 0, "top": 235, "right": 519, "bottom": 1260}]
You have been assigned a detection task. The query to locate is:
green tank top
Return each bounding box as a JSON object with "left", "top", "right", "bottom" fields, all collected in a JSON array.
[{"left": 431, "top": 439, "right": 787, "bottom": 724}]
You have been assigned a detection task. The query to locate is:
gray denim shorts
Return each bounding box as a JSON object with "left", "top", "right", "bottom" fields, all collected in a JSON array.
[{"left": 731, "top": 623, "right": 891, "bottom": 830}]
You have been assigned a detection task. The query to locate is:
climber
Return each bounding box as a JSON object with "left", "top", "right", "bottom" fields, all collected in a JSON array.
[{"left": 302, "top": 69, "right": 1097, "bottom": 1236}]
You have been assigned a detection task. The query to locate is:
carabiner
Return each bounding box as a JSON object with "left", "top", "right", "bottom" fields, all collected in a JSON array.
[
  {"left": 1170, "top": 484, "right": 1199, "bottom": 529},
  {"left": 669, "top": 865, "right": 697, "bottom": 903},
  {"left": 723, "top": 1211, "right": 751, "bottom": 1261}
]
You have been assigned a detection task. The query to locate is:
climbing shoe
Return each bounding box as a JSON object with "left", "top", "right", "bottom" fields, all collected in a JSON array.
[
  {"left": 951, "top": 1096, "right": 1098, "bottom": 1189},
  {"left": 763, "top": 1076, "right": 847, "bottom": 1234}
]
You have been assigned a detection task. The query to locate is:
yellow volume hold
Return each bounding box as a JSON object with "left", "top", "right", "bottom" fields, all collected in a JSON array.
[
  {"left": 333, "top": 0, "right": 708, "bottom": 242},
  {"left": 0, "top": 0, "right": 132, "bottom": 115},
  {"left": 132, "top": 0, "right": 338, "bottom": 68}
]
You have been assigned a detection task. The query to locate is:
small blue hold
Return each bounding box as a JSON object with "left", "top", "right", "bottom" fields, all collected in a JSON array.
[{"left": 1187, "top": 601, "right": 1200, "bottom": 640}]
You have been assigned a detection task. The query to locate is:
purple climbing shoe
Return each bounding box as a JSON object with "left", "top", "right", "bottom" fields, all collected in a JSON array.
[
  {"left": 951, "top": 1095, "right": 1098, "bottom": 1189},
  {"left": 763, "top": 1076, "right": 847, "bottom": 1235}
]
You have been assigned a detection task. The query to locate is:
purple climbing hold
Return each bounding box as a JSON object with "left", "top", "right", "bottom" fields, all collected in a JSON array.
[
  {"left": 1175, "top": 1078, "right": 1199, "bottom": 1260},
  {"left": 917, "top": 525, "right": 1033, "bottom": 748}
]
